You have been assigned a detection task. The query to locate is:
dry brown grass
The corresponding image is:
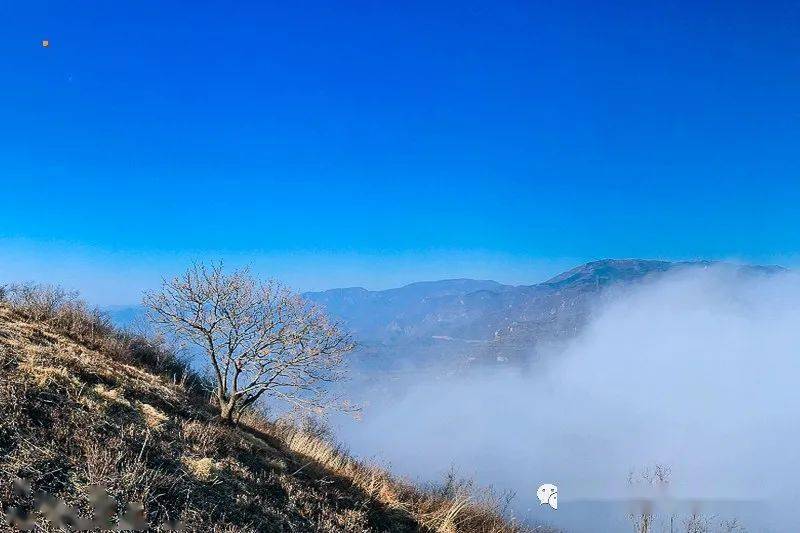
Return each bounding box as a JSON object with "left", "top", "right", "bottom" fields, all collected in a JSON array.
[
  {"left": 245, "top": 417, "right": 530, "bottom": 533},
  {"left": 0, "top": 303, "right": 400, "bottom": 531},
  {"left": 0, "top": 294, "right": 539, "bottom": 532}
]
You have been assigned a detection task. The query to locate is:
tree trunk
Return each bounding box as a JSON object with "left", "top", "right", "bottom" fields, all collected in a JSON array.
[
  {"left": 219, "top": 401, "right": 236, "bottom": 424},
  {"left": 217, "top": 389, "right": 237, "bottom": 424}
]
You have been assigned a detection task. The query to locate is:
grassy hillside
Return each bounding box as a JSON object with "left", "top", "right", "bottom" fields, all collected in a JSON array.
[{"left": 0, "top": 294, "right": 537, "bottom": 532}]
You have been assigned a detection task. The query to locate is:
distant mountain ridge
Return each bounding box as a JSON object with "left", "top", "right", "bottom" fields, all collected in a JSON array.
[
  {"left": 304, "top": 259, "right": 786, "bottom": 369},
  {"left": 107, "top": 259, "right": 786, "bottom": 371}
]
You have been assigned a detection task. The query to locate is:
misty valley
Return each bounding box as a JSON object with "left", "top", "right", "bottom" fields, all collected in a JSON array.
[
  {"left": 104, "top": 259, "right": 798, "bottom": 532},
  {"left": 7, "top": 2, "right": 800, "bottom": 530}
]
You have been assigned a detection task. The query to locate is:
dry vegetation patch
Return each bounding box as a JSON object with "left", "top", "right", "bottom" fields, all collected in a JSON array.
[{"left": 0, "top": 296, "right": 539, "bottom": 532}]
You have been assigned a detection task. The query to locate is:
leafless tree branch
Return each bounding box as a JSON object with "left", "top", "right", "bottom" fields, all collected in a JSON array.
[{"left": 143, "top": 262, "right": 355, "bottom": 423}]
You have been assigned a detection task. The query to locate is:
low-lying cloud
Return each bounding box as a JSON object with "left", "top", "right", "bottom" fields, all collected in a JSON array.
[{"left": 334, "top": 267, "right": 800, "bottom": 529}]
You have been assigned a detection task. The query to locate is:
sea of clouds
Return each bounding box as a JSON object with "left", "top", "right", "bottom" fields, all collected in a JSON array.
[{"left": 335, "top": 266, "right": 800, "bottom": 531}]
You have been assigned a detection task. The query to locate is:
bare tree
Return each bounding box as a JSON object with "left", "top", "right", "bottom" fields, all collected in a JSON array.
[
  {"left": 627, "top": 464, "right": 671, "bottom": 533},
  {"left": 144, "top": 263, "right": 355, "bottom": 423}
]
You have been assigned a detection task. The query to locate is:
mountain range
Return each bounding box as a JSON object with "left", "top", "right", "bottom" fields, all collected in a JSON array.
[
  {"left": 106, "top": 259, "right": 785, "bottom": 373},
  {"left": 303, "top": 259, "right": 785, "bottom": 371}
]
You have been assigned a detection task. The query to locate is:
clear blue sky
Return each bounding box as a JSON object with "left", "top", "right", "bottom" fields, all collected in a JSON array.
[{"left": 1, "top": 1, "right": 799, "bottom": 304}]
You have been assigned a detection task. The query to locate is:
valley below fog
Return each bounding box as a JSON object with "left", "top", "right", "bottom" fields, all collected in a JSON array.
[
  {"left": 106, "top": 260, "right": 800, "bottom": 531},
  {"left": 325, "top": 263, "right": 800, "bottom": 532}
]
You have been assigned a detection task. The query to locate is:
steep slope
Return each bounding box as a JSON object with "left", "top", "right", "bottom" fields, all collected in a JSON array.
[{"left": 0, "top": 304, "right": 528, "bottom": 532}]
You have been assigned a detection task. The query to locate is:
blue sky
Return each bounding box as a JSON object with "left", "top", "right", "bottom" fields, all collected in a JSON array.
[{"left": 1, "top": 1, "right": 799, "bottom": 304}]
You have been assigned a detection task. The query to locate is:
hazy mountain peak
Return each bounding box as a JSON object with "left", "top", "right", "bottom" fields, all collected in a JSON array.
[
  {"left": 298, "top": 258, "right": 789, "bottom": 371},
  {"left": 542, "top": 259, "right": 674, "bottom": 287}
]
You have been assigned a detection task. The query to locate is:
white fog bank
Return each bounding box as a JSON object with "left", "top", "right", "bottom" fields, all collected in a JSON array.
[{"left": 335, "top": 267, "right": 800, "bottom": 528}]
